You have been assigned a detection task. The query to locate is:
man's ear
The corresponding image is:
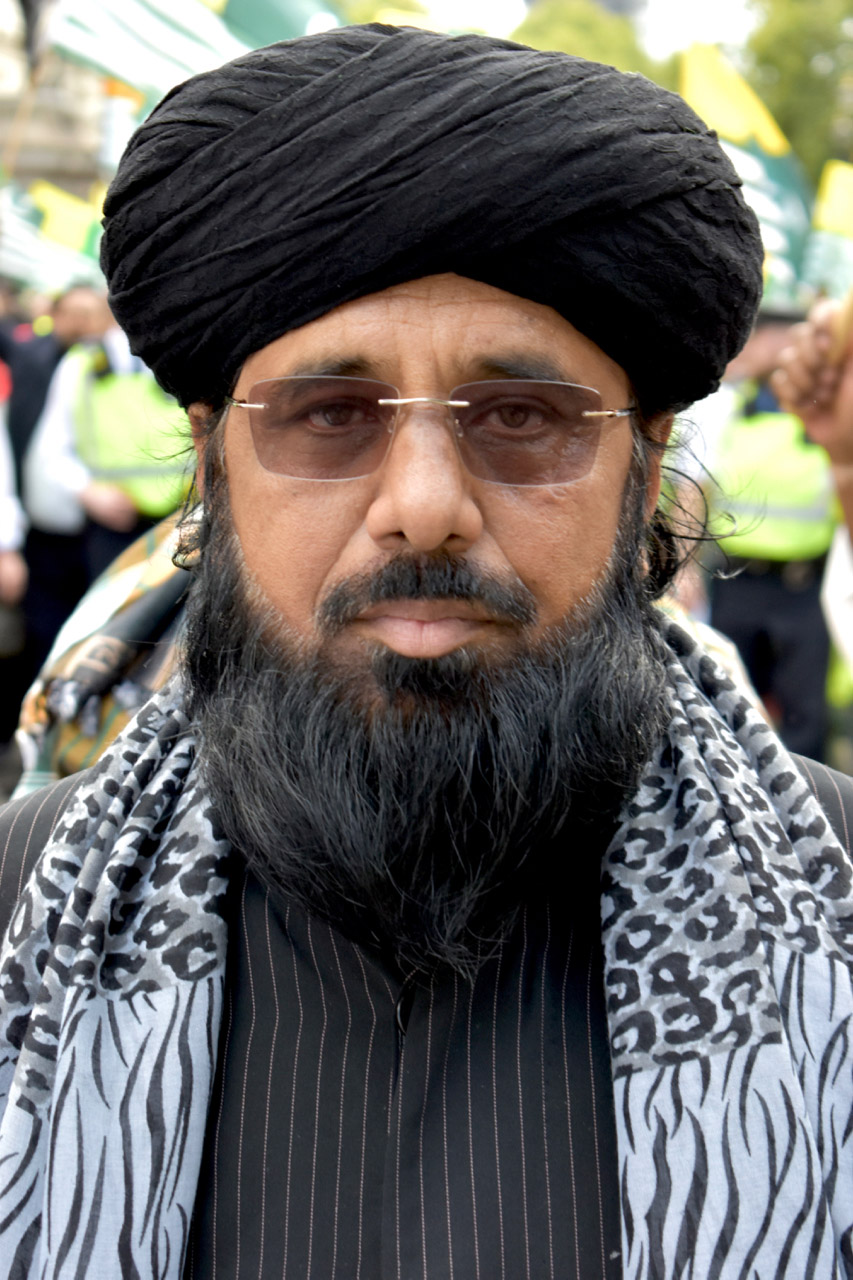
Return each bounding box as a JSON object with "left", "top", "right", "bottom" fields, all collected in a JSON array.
[
  {"left": 187, "top": 402, "right": 215, "bottom": 497},
  {"left": 643, "top": 411, "right": 675, "bottom": 520}
]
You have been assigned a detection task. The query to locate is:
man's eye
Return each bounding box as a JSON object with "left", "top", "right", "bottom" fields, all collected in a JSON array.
[
  {"left": 305, "top": 400, "right": 375, "bottom": 428},
  {"left": 478, "top": 400, "right": 549, "bottom": 431},
  {"left": 496, "top": 403, "right": 537, "bottom": 430}
]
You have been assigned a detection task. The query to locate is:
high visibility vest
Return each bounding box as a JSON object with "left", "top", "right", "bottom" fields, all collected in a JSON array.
[
  {"left": 69, "top": 344, "right": 189, "bottom": 519},
  {"left": 711, "top": 397, "right": 837, "bottom": 561}
]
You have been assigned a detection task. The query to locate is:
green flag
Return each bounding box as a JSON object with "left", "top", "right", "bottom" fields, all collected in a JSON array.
[
  {"left": 680, "top": 44, "right": 813, "bottom": 311},
  {"left": 47, "top": 0, "right": 250, "bottom": 103},
  {"left": 202, "top": 0, "right": 340, "bottom": 47}
]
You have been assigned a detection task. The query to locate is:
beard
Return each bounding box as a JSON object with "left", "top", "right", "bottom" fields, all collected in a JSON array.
[{"left": 182, "top": 468, "right": 668, "bottom": 978}]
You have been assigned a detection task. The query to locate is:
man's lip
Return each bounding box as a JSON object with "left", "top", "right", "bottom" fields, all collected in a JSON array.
[
  {"left": 356, "top": 600, "right": 495, "bottom": 624},
  {"left": 353, "top": 600, "right": 504, "bottom": 658}
]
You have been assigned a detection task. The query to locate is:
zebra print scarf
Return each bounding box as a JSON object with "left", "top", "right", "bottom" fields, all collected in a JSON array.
[{"left": 1, "top": 621, "right": 852, "bottom": 1278}]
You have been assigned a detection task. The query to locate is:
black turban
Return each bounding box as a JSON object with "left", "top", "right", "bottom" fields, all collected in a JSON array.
[{"left": 101, "top": 24, "right": 763, "bottom": 414}]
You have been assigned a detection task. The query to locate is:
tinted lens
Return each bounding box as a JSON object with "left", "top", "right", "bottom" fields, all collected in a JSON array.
[
  {"left": 246, "top": 377, "right": 397, "bottom": 479},
  {"left": 452, "top": 380, "right": 608, "bottom": 485}
]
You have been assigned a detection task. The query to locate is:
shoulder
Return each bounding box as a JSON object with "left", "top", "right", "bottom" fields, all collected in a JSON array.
[
  {"left": 0, "top": 771, "right": 94, "bottom": 942},
  {"left": 792, "top": 754, "right": 853, "bottom": 858}
]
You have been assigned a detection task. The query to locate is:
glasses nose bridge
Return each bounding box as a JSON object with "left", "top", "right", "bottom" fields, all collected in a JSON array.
[{"left": 380, "top": 394, "right": 467, "bottom": 440}]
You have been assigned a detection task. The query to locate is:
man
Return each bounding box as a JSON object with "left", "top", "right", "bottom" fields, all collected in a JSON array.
[
  {"left": 0, "top": 26, "right": 852, "bottom": 1280},
  {"left": 773, "top": 296, "right": 853, "bottom": 671},
  {"left": 0, "top": 415, "right": 26, "bottom": 619},
  {"left": 0, "top": 286, "right": 110, "bottom": 489},
  {"left": 24, "top": 312, "right": 189, "bottom": 590},
  {"left": 0, "top": 286, "right": 110, "bottom": 744},
  {"left": 704, "top": 310, "right": 838, "bottom": 761}
]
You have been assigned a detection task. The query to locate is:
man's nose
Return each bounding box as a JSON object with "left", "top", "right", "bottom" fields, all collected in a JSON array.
[{"left": 364, "top": 404, "right": 484, "bottom": 553}]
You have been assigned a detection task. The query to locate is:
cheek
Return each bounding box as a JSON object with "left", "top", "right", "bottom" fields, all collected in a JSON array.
[
  {"left": 224, "top": 428, "right": 365, "bottom": 625},
  {"left": 492, "top": 464, "right": 630, "bottom": 625}
]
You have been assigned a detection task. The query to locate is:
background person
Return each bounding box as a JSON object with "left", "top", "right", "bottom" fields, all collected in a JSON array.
[
  {"left": 773, "top": 296, "right": 853, "bottom": 673},
  {"left": 0, "top": 287, "right": 114, "bottom": 746},
  {"left": 0, "top": 285, "right": 110, "bottom": 492},
  {"left": 24, "top": 317, "right": 189, "bottom": 581},
  {"left": 0, "top": 413, "right": 26, "bottom": 792},
  {"left": 0, "top": 415, "right": 26, "bottom": 616},
  {"left": 703, "top": 309, "right": 837, "bottom": 760},
  {"left": 20, "top": 316, "right": 188, "bottom": 681}
]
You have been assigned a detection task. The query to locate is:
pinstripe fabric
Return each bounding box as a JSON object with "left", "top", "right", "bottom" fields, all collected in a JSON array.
[
  {"left": 185, "top": 869, "right": 622, "bottom": 1279},
  {"left": 797, "top": 756, "right": 853, "bottom": 859},
  {"left": 0, "top": 774, "right": 86, "bottom": 923}
]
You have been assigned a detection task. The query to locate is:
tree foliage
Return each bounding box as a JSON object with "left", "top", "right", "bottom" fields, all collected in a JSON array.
[
  {"left": 333, "top": 0, "right": 428, "bottom": 24},
  {"left": 329, "top": 0, "right": 675, "bottom": 84},
  {"left": 744, "top": 0, "right": 853, "bottom": 186},
  {"left": 511, "top": 0, "right": 675, "bottom": 85}
]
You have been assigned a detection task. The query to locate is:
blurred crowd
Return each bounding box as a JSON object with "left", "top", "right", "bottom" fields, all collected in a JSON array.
[
  {"left": 672, "top": 298, "right": 853, "bottom": 774},
  {"left": 0, "top": 278, "right": 188, "bottom": 794},
  {"left": 2, "top": 279, "right": 853, "bottom": 798}
]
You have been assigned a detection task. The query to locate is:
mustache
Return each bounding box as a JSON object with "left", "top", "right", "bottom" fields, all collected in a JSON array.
[{"left": 317, "top": 554, "right": 538, "bottom": 634}]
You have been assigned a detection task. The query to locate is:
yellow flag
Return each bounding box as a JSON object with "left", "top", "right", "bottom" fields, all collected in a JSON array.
[
  {"left": 813, "top": 160, "right": 853, "bottom": 238},
  {"left": 680, "top": 44, "right": 790, "bottom": 156},
  {"left": 373, "top": 7, "right": 431, "bottom": 24},
  {"left": 28, "top": 181, "right": 100, "bottom": 253}
]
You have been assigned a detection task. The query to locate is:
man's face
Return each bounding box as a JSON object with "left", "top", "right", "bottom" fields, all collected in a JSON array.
[
  {"left": 51, "top": 289, "right": 111, "bottom": 349},
  {"left": 192, "top": 274, "right": 664, "bottom": 662}
]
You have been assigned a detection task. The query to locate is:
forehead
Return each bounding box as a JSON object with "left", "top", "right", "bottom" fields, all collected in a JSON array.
[{"left": 234, "top": 274, "right": 631, "bottom": 402}]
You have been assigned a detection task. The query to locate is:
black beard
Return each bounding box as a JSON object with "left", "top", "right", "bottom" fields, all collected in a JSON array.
[{"left": 183, "top": 473, "right": 667, "bottom": 978}]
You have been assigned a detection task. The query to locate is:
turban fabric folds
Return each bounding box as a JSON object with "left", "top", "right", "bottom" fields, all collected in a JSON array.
[{"left": 101, "top": 24, "right": 763, "bottom": 414}]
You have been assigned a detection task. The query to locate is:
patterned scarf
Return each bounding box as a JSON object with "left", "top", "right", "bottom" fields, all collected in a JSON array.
[{"left": 1, "top": 621, "right": 852, "bottom": 1278}]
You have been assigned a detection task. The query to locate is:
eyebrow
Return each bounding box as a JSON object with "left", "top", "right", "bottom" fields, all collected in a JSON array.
[
  {"left": 472, "top": 355, "right": 575, "bottom": 383},
  {"left": 288, "top": 357, "right": 376, "bottom": 378},
  {"left": 285, "top": 354, "right": 579, "bottom": 384}
]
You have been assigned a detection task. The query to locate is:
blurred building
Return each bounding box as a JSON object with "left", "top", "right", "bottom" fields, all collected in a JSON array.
[{"left": 0, "top": 0, "right": 102, "bottom": 198}]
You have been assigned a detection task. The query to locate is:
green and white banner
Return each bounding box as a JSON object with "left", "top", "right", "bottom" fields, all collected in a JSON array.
[
  {"left": 46, "top": 0, "right": 250, "bottom": 107},
  {"left": 46, "top": 0, "right": 339, "bottom": 107},
  {"left": 680, "top": 44, "right": 814, "bottom": 311}
]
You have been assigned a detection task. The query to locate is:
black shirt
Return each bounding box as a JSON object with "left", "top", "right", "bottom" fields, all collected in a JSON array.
[
  {"left": 185, "top": 868, "right": 622, "bottom": 1279},
  {"left": 0, "top": 331, "right": 64, "bottom": 489}
]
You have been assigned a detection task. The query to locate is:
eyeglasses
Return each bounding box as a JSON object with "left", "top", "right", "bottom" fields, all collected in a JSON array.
[{"left": 224, "top": 376, "right": 633, "bottom": 487}]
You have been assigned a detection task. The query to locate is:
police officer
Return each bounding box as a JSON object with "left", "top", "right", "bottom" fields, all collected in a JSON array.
[{"left": 707, "top": 309, "right": 838, "bottom": 760}]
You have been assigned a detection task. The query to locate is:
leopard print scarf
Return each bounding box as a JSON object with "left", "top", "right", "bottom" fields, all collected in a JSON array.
[{"left": 1, "top": 621, "right": 852, "bottom": 1278}]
